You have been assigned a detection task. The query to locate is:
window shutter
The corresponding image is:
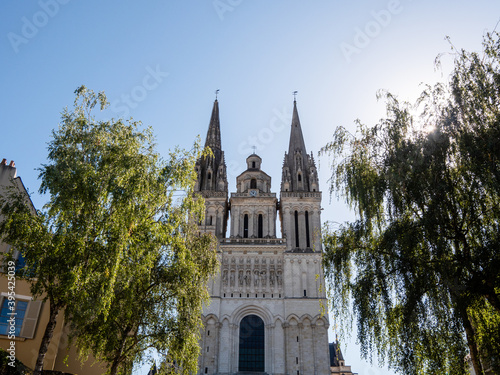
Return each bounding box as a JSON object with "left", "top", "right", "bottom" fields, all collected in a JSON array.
[{"left": 20, "top": 300, "right": 42, "bottom": 339}]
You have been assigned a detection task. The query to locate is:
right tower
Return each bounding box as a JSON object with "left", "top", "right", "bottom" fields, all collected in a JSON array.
[
  {"left": 280, "top": 99, "right": 322, "bottom": 253},
  {"left": 278, "top": 99, "right": 330, "bottom": 374}
]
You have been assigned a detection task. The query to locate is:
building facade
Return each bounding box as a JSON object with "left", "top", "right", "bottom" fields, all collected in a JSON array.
[
  {"left": 196, "top": 99, "right": 332, "bottom": 375},
  {"left": 0, "top": 159, "right": 106, "bottom": 374}
]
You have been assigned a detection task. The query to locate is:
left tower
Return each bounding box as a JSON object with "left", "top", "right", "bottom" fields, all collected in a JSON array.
[{"left": 194, "top": 99, "right": 229, "bottom": 239}]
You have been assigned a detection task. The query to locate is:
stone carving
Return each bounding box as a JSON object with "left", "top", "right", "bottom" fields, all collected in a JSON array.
[
  {"left": 277, "top": 270, "right": 283, "bottom": 287},
  {"left": 222, "top": 269, "right": 228, "bottom": 287},
  {"left": 246, "top": 270, "right": 251, "bottom": 286},
  {"left": 238, "top": 270, "right": 244, "bottom": 286},
  {"left": 220, "top": 255, "right": 285, "bottom": 292},
  {"left": 254, "top": 269, "right": 260, "bottom": 287},
  {"left": 270, "top": 270, "right": 275, "bottom": 287},
  {"left": 230, "top": 270, "right": 235, "bottom": 287}
]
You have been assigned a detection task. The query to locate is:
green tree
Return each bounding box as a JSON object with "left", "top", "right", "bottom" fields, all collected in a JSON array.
[
  {"left": 321, "top": 33, "right": 500, "bottom": 375},
  {"left": 69, "top": 148, "right": 218, "bottom": 375},
  {"left": 0, "top": 86, "right": 218, "bottom": 375}
]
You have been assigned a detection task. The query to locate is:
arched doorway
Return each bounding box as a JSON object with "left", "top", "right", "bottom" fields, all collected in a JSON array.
[{"left": 238, "top": 314, "right": 265, "bottom": 372}]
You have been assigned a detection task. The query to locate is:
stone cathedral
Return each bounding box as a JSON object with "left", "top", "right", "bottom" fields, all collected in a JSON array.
[{"left": 194, "top": 98, "right": 340, "bottom": 375}]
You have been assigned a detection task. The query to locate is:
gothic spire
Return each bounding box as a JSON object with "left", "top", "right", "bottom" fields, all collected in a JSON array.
[
  {"left": 194, "top": 96, "right": 229, "bottom": 240},
  {"left": 205, "top": 99, "right": 222, "bottom": 154},
  {"left": 194, "top": 98, "right": 228, "bottom": 194},
  {"left": 288, "top": 100, "right": 307, "bottom": 157},
  {"left": 281, "top": 99, "right": 319, "bottom": 193}
]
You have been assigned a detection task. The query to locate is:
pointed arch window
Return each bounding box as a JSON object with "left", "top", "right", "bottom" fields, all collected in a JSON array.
[
  {"left": 298, "top": 173, "right": 302, "bottom": 182},
  {"left": 258, "top": 214, "right": 263, "bottom": 238},
  {"left": 244, "top": 214, "right": 249, "bottom": 238},
  {"left": 251, "top": 178, "right": 257, "bottom": 189},
  {"left": 294, "top": 210, "right": 299, "bottom": 248}
]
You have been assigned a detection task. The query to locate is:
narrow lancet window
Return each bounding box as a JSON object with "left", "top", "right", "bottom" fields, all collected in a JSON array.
[
  {"left": 305, "top": 211, "right": 310, "bottom": 248},
  {"left": 244, "top": 214, "right": 249, "bottom": 238},
  {"left": 294, "top": 211, "right": 299, "bottom": 248},
  {"left": 258, "top": 214, "right": 263, "bottom": 238}
]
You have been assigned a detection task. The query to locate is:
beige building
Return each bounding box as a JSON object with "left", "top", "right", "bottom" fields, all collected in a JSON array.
[
  {"left": 195, "top": 99, "right": 357, "bottom": 375},
  {"left": 0, "top": 159, "right": 105, "bottom": 374}
]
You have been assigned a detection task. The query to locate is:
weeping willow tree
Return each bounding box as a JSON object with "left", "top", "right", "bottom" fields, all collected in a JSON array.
[
  {"left": 0, "top": 86, "right": 218, "bottom": 375},
  {"left": 321, "top": 33, "right": 500, "bottom": 375}
]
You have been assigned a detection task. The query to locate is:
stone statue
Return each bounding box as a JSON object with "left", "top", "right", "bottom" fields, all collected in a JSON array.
[
  {"left": 222, "top": 269, "right": 228, "bottom": 287},
  {"left": 230, "top": 271, "right": 235, "bottom": 287},
  {"left": 277, "top": 270, "right": 283, "bottom": 287},
  {"left": 238, "top": 270, "right": 244, "bottom": 286},
  {"left": 254, "top": 269, "right": 260, "bottom": 287}
]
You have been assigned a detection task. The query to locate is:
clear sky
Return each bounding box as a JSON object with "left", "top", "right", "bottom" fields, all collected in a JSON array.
[{"left": 1, "top": 1, "right": 499, "bottom": 374}]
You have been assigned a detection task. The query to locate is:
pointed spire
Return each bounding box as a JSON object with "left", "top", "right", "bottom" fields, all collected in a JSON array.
[
  {"left": 281, "top": 99, "right": 319, "bottom": 193},
  {"left": 288, "top": 100, "right": 307, "bottom": 157},
  {"left": 205, "top": 99, "right": 221, "bottom": 153}
]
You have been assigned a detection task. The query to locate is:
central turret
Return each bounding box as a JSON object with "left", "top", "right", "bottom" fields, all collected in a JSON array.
[{"left": 229, "top": 153, "right": 278, "bottom": 239}]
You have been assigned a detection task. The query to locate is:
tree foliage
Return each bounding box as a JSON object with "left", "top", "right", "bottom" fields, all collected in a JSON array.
[
  {"left": 321, "top": 33, "right": 500, "bottom": 375},
  {"left": 0, "top": 86, "right": 218, "bottom": 375}
]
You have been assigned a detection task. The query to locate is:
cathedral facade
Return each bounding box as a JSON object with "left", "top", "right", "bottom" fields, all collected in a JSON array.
[{"left": 195, "top": 99, "right": 331, "bottom": 375}]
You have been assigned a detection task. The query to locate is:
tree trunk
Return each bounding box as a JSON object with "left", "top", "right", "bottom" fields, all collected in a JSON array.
[
  {"left": 459, "top": 304, "right": 484, "bottom": 375},
  {"left": 109, "top": 358, "right": 120, "bottom": 375},
  {"left": 109, "top": 329, "right": 130, "bottom": 375},
  {"left": 33, "top": 300, "right": 60, "bottom": 375}
]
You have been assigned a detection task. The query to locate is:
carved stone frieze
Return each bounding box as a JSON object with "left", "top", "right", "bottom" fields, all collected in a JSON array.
[{"left": 220, "top": 253, "right": 283, "bottom": 293}]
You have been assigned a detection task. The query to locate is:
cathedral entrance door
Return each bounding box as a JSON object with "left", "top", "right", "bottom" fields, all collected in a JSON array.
[{"left": 238, "top": 315, "right": 265, "bottom": 372}]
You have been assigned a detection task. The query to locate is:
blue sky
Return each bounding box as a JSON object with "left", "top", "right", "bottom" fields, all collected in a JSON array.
[{"left": 1, "top": 1, "right": 499, "bottom": 374}]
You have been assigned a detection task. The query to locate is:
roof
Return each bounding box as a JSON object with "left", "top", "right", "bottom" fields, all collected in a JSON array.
[{"left": 329, "top": 342, "right": 344, "bottom": 366}]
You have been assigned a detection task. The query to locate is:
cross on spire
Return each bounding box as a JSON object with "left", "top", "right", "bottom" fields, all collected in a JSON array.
[{"left": 252, "top": 145, "right": 257, "bottom": 154}]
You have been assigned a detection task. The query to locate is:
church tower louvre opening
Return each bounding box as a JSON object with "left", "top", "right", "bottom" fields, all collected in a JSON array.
[{"left": 195, "top": 97, "right": 352, "bottom": 375}]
